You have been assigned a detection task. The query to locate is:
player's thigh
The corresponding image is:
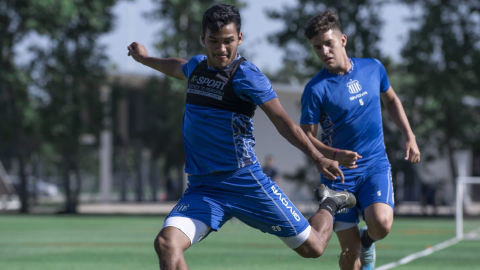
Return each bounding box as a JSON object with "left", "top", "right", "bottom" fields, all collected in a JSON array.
[
  {"left": 161, "top": 216, "right": 213, "bottom": 246},
  {"left": 227, "top": 166, "right": 311, "bottom": 249},
  {"left": 157, "top": 225, "right": 192, "bottom": 252},
  {"left": 164, "top": 182, "right": 233, "bottom": 244},
  {"left": 357, "top": 162, "right": 394, "bottom": 217}
]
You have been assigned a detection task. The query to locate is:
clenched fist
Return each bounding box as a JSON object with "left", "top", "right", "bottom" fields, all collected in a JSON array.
[{"left": 127, "top": 42, "right": 149, "bottom": 63}]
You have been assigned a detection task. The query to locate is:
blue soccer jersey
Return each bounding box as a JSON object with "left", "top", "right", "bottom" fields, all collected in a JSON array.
[
  {"left": 182, "top": 55, "right": 277, "bottom": 175},
  {"left": 301, "top": 58, "right": 391, "bottom": 167}
]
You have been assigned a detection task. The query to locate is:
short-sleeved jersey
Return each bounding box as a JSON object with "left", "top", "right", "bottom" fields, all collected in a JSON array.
[
  {"left": 301, "top": 58, "right": 390, "bottom": 167},
  {"left": 182, "top": 55, "right": 277, "bottom": 175}
]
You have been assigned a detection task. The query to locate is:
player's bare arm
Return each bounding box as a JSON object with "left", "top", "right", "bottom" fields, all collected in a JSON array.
[
  {"left": 300, "top": 123, "right": 362, "bottom": 169},
  {"left": 380, "top": 86, "right": 421, "bottom": 163},
  {"left": 127, "top": 42, "right": 188, "bottom": 80},
  {"left": 260, "top": 98, "right": 344, "bottom": 182}
]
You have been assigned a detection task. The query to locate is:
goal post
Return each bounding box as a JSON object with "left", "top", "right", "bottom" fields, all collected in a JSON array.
[{"left": 456, "top": 176, "right": 480, "bottom": 240}]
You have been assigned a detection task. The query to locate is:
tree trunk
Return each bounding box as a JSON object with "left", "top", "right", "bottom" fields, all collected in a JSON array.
[
  {"left": 445, "top": 105, "right": 458, "bottom": 187},
  {"left": 62, "top": 152, "right": 72, "bottom": 213},
  {"left": 4, "top": 84, "right": 29, "bottom": 213}
]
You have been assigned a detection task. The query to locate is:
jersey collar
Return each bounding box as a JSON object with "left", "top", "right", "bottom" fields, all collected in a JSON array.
[
  {"left": 207, "top": 54, "right": 242, "bottom": 71},
  {"left": 326, "top": 58, "right": 354, "bottom": 77}
]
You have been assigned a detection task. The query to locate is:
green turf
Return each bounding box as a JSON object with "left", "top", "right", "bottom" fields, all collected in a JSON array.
[{"left": 0, "top": 215, "right": 478, "bottom": 269}]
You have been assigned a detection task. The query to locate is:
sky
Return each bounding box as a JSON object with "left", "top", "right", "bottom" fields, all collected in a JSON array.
[
  {"left": 19, "top": 0, "right": 414, "bottom": 76},
  {"left": 99, "top": 0, "right": 414, "bottom": 76}
]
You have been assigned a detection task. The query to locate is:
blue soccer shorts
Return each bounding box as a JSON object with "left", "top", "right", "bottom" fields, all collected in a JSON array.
[
  {"left": 165, "top": 163, "right": 311, "bottom": 248},
  {"left": 321, "top": 155, "right": 394, "bottom": 231}
]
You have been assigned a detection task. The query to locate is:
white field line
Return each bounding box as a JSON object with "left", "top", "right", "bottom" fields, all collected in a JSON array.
[{"left": 375, "top": 227, "right": 480, "bottom": 270}]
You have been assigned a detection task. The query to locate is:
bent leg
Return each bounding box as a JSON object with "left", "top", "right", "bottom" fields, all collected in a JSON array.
[
  {"left": 293, "top": 209, "right": 333, "bottom": 258},
  {"left": 154, "top": 226, "right": 191, "bottom": 270},
  {"left": 336, "top": 225, "right": 362, "bottom": 270},
  {"left": 364, "top": 202, "right": 393, "bottom": 241}
]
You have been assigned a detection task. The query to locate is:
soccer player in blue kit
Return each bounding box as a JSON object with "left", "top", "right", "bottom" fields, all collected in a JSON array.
[
  {"left": 127, "top": 5, "right": 356, "bottom": 270},
  {"left": 300, "top": 11, "right": 421, "bottom": 270}
]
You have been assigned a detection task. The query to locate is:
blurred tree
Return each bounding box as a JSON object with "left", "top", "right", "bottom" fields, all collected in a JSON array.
[
  {"left": 266, "top": 0, "right": 386, "bottom": 83},
  {"left": 30, "top": 0, "right": 117, "bottom": 213},
  {"left": 0, "top": 0, "right": 77, "bottom": 213},
  {"left": 141, "top": 0, "right": 245, "bottom": 200},
  {"left": 400, "top": 0, "right": 480, "bottom": 183}
]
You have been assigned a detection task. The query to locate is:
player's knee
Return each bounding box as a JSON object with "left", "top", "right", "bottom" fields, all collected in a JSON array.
[
  {"left": 154, "top": 233, "right": 176, "bottom": 256},
  {"left": 371, "top": 218, "right": 392, "bottom": 239}
]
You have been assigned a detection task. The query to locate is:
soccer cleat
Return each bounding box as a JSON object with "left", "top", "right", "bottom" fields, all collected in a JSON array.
[
  {"left": 359, "top": 226, "right": 376, "bottom": 270},
  {"left": 314, "top": 184, "right": 356, "bottom": 213}
]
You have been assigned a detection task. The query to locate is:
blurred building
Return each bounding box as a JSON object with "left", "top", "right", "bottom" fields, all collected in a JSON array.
[{"left": 99, "top": 72, "right": 480, "bottom": 205}]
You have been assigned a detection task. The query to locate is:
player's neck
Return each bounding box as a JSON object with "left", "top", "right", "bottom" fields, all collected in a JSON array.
[{"left": 327, "top": 56, "right": 351, "bottom": 74}]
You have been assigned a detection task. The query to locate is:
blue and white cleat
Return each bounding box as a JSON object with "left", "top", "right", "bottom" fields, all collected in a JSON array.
[{"left": 360, "top": 226, "right": 376, "bottom": 270}]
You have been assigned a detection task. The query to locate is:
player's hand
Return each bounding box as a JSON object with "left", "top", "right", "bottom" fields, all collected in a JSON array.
[
  {"left": 335, "top": 150, "right": 362, "bottom": 169},
  {"left": 404, "top": 138, "right": 420, "bottom": 163},
  {"left": 315, "top": 157, "right": 345, "bottom": 183},
  {"left": 127, "top": 42, "right": 149, "bottom": 63}
]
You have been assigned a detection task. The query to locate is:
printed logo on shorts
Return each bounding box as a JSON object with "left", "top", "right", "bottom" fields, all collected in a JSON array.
[
  {"left": 377, "top": 191, "right": 382, "bottom": 196},
  {"left": 271, "top": 186, "right": 301, "bottom": 222},
  {"left": 172, "top": 203, "right": 190, "bottom": 212}
]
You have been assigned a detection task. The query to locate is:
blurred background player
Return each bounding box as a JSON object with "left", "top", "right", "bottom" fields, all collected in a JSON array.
[
  {"left": 300, "top": 10, "right": 421, "bottom": 270},
  {"left": 262, "top": 155, "right": 282, "bottom": 187},
  {"left": 128, "top": 4, "right": 354, "bottom": 270}
]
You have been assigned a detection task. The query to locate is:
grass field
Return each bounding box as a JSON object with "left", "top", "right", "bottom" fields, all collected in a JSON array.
[{"left": 1, "top": 215, "right": 479, "bottom": 270}]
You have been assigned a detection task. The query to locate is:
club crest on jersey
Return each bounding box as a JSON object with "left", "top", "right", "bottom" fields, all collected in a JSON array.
[{"left": 347, "top": 79, "right": 362, "bottom": 94}]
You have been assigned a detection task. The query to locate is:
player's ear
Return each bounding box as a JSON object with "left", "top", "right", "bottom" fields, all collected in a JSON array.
[
  {"left": 341, "top": 34, "right": 347, "bottom": 47},
  {"left": 200, "top": 32, "right": 205, "bottom": 46},
  {"left": 237, "top": 32, "right": 243, "bottom": 46}
]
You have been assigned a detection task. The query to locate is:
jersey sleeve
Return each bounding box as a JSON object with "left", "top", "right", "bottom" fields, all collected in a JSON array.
[
  {"left": 374, "top": 59, "right": 391, "bottom": 93},
  {"left": 232, "top": 62, "right": 277, "bottom": 105},
  {"left": 300, "top": 83, "right": 323, "bottom": 125},
  {"left": 182, "top": 55, "right": 207, "bottom": 78}
]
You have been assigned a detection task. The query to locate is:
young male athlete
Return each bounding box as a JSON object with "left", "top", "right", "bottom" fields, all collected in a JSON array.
[
  {"left": 127, "top": 5, "right": 356, "bottom": 270},
  {"left": 300, "top": 11, "right": 421, "bottom": 270}
]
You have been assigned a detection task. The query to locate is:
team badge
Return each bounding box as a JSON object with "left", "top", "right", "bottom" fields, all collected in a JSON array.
[{"left": 347, "top": 79, "right": 362, "bottom": 94}]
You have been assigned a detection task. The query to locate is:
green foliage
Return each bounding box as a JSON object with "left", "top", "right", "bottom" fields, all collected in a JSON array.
[
  {"left": 400, "top": 0, "right": 480, "bottom": 178},
  {"left": 146, "top": 0, "right": 246, "bottom": 59},
  {"left": 266, "top": 0, "right": 385, "bottom": 82},
  {"left": 27, "top": 0, "right": 117, "bottom": 212}
]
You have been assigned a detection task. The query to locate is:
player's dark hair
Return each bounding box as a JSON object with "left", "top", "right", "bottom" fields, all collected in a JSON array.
[
  {"left": 304, "top": 10, "right": 342, "bottom": 40},
  {"left": 202, "top": 4, "right": 241, "bottom": 35}
]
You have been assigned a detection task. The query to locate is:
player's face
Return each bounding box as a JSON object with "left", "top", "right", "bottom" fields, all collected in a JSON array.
[
  {"left": 201, "top": 23, "right": 242, "bottom": 69},
  {"left": 310, "top": 29, "right": 347, "bottom": 72}
]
